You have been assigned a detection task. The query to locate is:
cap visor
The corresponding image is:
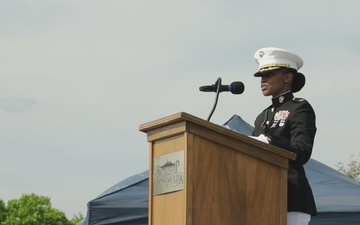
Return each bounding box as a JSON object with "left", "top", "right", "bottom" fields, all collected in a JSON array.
[{"left": 253, "top": 67, "right": 282, "bottom": 77}]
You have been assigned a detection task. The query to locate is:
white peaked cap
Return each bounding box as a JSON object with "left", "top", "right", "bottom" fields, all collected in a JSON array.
[{"left": 254, "top": 47, "right": 304, "bottom": 77}]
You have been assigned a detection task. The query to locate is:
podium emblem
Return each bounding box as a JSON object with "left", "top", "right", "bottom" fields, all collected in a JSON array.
[{"left": 153, "top": 150, "right": 184, "bottom": 195}]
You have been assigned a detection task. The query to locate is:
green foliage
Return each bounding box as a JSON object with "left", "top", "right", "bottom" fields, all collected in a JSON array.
[
  {"left": 1, "top": 193, "right": 71, "bottom": 225},
  {"left": 0, "top": 199, "right": 7, "bottom": 223},
  {"left": 337, "top": 153, "right": 360, "bottom": 183},
  {"left": 69, "top": 212, "right": 84, "bottom": 225}
]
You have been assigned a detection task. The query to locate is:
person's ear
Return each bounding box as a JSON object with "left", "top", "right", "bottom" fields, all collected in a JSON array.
[{"left": 284, "top": 72, "right": 293, "bottom": 84}]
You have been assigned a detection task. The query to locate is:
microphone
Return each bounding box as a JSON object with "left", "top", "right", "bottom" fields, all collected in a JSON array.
[{"left": 199, "top": 81, "right": 245, "bottom": 94}]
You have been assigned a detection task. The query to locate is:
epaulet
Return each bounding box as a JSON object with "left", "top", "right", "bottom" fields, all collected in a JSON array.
[{"left": 292, "top": 97, "right": 306, "bottom": 103}]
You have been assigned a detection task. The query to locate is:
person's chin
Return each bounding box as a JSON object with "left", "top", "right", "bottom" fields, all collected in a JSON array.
[{"left": 262, "top": 91, "right": 271, "bottom": 96}]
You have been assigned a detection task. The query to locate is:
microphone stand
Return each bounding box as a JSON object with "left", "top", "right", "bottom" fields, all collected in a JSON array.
[{"left": 207, "top": 77, "right": 221, "bottom": 121}]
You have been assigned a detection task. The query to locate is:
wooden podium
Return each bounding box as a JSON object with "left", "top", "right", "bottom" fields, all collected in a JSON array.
[{"left": 139, "top": 112, "right": 295, "bottom": 225}]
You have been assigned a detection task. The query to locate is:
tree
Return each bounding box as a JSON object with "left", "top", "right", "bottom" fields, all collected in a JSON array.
[
  {"left": 0, "top": 199, "right": 6, "bottom": 223},
  {"left": 69, "top": 212, "right": 84, "bottom": 225},
  {"left": 1, "top": 193, "right": 71, "bottom": 225},
  {"left": 337, "top": 153, "right": 360, "bottom": 183}
]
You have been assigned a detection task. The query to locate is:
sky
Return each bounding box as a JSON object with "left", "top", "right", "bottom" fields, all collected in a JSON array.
[{"left": 1, "top": 0, "right": 359, "bottom": 218}]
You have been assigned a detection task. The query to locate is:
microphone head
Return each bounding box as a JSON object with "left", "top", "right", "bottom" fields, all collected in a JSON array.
[{"left": 230, "top": 82, "right": 245, "bottom": 94}]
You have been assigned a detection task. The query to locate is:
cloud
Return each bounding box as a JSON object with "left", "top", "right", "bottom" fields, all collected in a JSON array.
[{"left": 0, "top": 97, "right": 36, "bottom": 113}]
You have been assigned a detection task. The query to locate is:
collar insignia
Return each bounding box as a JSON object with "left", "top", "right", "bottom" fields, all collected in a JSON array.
[{"left": 278, "top": 96, "right": 285, "bottom": 103}]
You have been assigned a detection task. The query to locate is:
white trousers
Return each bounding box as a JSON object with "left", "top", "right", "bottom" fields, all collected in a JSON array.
[{"left": 287, "top": 212, "right": 311, "bottom": 225}]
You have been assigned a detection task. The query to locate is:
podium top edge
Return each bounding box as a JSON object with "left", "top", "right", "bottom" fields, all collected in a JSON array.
[
  {"left": 139, "top": 112, "right": 202, "bottom": 132},
  {"left": 139, "top": 112, "right": 296, "bottom": 161}
]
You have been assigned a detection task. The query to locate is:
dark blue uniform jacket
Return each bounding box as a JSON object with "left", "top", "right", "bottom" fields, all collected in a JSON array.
[{"left": 253, "top": 91, "right": 317, "bottom": 215}]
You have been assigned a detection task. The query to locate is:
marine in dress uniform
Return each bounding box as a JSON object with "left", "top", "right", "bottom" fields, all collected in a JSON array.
[{"left": 251, "top": 47, "right": 317, "bottom": 225}]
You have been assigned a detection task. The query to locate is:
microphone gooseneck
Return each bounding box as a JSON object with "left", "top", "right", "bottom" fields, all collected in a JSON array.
[{"left": 206, "top": 77, "right": 222, "bottom": 121}]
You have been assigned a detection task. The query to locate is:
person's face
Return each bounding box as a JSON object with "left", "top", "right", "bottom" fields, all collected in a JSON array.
[{"left": 260, "top": 69, "right": 292, "bottom": 97}]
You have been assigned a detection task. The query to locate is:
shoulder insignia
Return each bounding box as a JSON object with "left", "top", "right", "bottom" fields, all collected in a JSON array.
[{"left": 292, "top": 97, "right": 306, "bottom": 103}]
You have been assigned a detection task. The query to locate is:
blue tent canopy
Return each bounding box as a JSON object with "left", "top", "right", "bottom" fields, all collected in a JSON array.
[{"left": 79, "top": 115, "right": 360, "bottom": 225}]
